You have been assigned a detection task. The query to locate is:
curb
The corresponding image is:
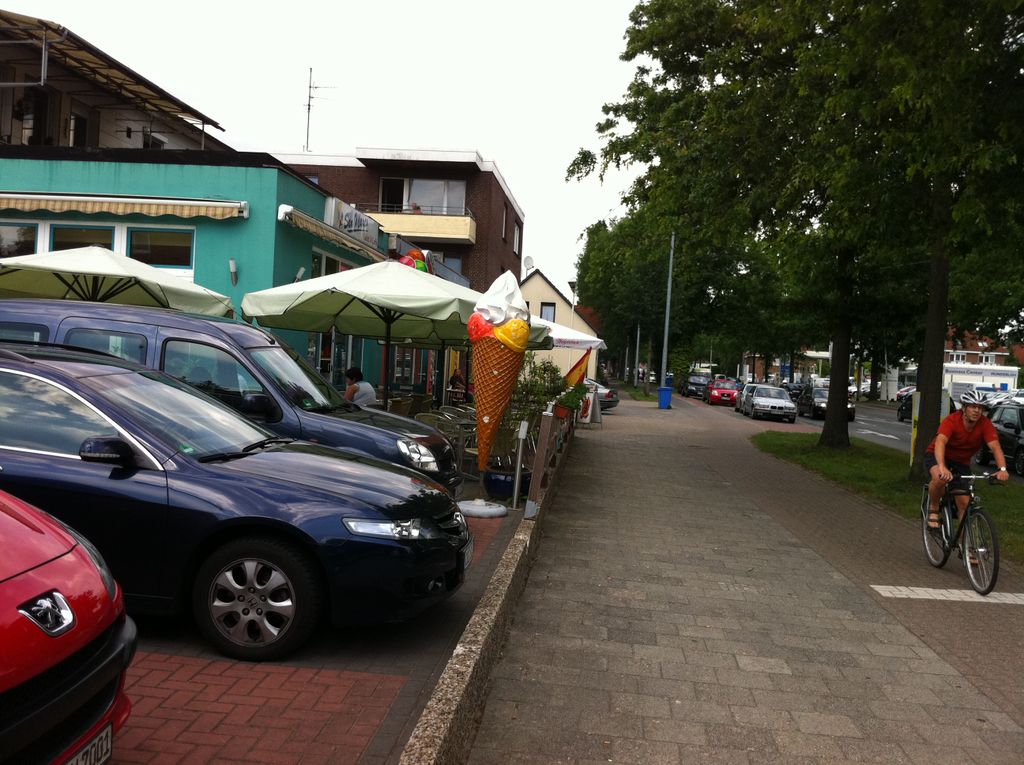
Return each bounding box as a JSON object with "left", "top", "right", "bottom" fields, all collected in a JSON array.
[{"left": 398, "top": 514, "right": 541, "bottom": 765}]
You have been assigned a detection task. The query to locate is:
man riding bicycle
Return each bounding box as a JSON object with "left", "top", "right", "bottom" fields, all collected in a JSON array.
[{"left": 925, "top": 389, "right": 1009, "bottom": 529}]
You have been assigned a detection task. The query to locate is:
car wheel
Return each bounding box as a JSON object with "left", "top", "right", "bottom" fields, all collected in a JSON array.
[
  {"left": 897, "top": 411, "right": 905, "bottom": 422},
  {"left": 1015, "top": 448, "right": 1024, "bottom": 477},
  {"left": 193, "top": 536, "right": 323, "bottom": 661},
  {"left": 788, "top": 416, "right": 796, "bottom": 423}
]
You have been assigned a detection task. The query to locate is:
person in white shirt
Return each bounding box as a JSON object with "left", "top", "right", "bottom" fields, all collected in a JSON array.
[{"left": 343, "top": 367, "right": 377, "bottom": 406}]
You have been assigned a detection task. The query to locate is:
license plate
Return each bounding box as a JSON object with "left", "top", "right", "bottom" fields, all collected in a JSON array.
[
  {"left": 459, "top": 538, "right": 474, "bottom": 571},
  {"left": 68, "top": 724, "right": 112, "bottom": 765}
]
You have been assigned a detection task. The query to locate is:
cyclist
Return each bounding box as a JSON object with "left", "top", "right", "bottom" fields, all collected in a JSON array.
[{"left": 925, "top": 389, "right": 1009, "bottom": 529}]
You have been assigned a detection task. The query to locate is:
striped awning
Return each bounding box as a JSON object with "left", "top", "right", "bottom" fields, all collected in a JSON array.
[
  {"left": 0, "top": 192, "right": 248, "bottom": 219},
  {"left": 277, "top": 205, "right": 384, "bottom": 261}
]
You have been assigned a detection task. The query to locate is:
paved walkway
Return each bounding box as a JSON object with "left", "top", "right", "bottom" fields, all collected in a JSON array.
[{"left": 467, "top": 393, "right": 1024, "bottom": 763}]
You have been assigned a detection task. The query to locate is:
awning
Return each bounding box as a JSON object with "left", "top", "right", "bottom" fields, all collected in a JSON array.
[
  {"left": 277, "top": 205, "right": 385, "bottom": 262},
  {"left": 0, "top": 192, "right": 248, "bottom": 219}
]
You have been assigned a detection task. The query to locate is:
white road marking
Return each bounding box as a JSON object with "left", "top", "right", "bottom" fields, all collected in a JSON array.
[
  {"left": 871, "top": 585, "right": 1024, "bottom": 604},
  {"left": 856, "top": 429, "right": 899, "bottom": 440}
]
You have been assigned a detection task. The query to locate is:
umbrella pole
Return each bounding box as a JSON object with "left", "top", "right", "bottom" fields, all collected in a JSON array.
[
  {"left": 382, "top": 322, "right": 392, "bottom": 409},
  {"left": 436, "top": 341, "right": 447, "bottom": 409}
]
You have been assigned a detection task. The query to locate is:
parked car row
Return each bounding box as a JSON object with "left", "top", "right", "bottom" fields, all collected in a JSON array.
[
  {"left": 796, "top": 386, "right": 856, "bottom": 421},
  {"left": 0, "top": 300, "right": 475, "bottom": 668},
  {"left": 734, "top": 383, "right": 798, "bottom": 422}
]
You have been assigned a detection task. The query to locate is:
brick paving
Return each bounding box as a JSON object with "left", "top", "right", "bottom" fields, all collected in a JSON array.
[
  {"left": 467, "top": 391, "right": 1024, "bottom": 764},
  {"left": 111, "top": 511, "right": 515, "bottom": 765}
]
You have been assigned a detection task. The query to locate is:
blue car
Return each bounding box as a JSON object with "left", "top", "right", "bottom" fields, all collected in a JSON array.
[
  {"left": 0, "top": 343, "right": 472, "bottom": 661},
  {"left": 0, "top": 299, "right": 462, "bottom": 496}
]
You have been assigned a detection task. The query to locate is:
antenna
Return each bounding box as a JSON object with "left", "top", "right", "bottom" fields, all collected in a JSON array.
[{"left": 303, "top": 68, "right": 337, "bottom": 153}]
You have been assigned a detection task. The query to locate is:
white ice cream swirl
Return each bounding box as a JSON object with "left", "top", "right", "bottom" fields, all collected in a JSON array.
[{"left": 473, "top": 271, "right": 529, "bottom": 325}]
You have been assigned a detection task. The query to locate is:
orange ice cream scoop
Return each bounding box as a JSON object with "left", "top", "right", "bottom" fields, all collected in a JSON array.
[{"left": 493, "top": 318, "right": 529, "bottom": 353}]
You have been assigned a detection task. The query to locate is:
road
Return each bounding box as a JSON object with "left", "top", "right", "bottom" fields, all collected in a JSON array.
[{"left": 799, "top": 401, "right": 912, "bottom": 450}]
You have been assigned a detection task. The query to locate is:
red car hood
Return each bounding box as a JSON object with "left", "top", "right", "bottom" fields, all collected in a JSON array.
[{"left": 0, "top": 491, "right": 74, "bottom": 583}]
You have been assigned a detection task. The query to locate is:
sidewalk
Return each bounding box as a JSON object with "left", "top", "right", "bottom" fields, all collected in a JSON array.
[{"left": 466, "top": 393, "right": 1024, "bottom": 763}]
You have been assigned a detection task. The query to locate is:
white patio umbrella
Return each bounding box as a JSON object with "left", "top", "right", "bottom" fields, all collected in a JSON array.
[
  {"left": 0, "top": 246, "right": 234, "bottom": 316},
  {"left": 242, "top": 261, "right": 484, "bottom": 405},
  {"left": 532, "top": 316, "right": 607, "bottom": 350}
]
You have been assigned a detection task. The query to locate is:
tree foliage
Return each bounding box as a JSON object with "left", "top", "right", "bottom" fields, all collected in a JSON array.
[{"left": 572, "top": 0, "right": 1024, "bottom": 461}]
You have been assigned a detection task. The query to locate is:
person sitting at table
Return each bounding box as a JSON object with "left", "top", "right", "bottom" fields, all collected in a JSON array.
[{"left": 344, "top": 367, "right": 377, "bottom": 406}]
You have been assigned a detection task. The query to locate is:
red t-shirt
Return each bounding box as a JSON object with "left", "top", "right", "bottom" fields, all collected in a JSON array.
[{"left": 926, "top": 411, "right": 998, "bottom": 464}]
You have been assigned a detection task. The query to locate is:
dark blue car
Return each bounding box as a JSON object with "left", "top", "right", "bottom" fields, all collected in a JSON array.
[
  {"left": 0, "top": 299, "right": 462, "bottom": 496},
  {"left": 0, "top": 344, "right": 472, "bottom": 661}
]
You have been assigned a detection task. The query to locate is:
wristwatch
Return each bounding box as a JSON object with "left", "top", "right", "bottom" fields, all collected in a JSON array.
[{"left": 998, "top": 466, "right": 1008, "bottom": 472}]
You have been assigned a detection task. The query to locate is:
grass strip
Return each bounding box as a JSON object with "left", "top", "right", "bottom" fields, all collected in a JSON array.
[
  {"left": 621, "top": 383, "right": 658, "bottom": 402},
  {"left": 752, "top": 431, "right": 1024, "bottom": 566}
]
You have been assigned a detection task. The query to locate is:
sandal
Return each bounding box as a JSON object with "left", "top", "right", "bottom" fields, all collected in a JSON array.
[{"left": 927, "top": 512, "right": 940, "bottom": 529}]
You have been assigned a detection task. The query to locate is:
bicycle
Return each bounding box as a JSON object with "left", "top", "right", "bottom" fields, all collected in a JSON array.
[{"left": 920, "top": 473, "right": 1001, "bottom": 595}]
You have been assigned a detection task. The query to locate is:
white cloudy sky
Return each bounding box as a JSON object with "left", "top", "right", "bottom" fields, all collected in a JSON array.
[{"left": 12, "top": 0, "right": 644, "bottom": 298}]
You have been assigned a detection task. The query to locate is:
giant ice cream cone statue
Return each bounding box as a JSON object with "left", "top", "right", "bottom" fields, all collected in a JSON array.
[{"left": 468, "top": 273, "right": 531, "bottom": 471}]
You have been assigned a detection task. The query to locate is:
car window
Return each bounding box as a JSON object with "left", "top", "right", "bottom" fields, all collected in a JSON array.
[
  {"left": 0, "top": 370, "right": 116, "bottom": 455},
  {"left": 92, "top": 371, "right": 272, "bottom": 458},
  {"left": 759, "top": 388, "right": 789, "bottom": 399},
  {"left": 249, "top": 346, "right": 347, "bottom": 409},
  {"left": 162, "top": 340, "right": 267, "bottom": 411},
  {"left": 65, "top": 327, "right": 147, "bottom": 364},
  {"left": 813, "top": 389, "right": 828, "bottom": 399},
  {"left": 0, "top": 321, "right": 49, "bottom": 342}
]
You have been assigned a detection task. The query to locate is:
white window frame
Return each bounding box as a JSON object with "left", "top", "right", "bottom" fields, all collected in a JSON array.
[{"left": 513, "top": 223, "right": 521, "bottom": 255}]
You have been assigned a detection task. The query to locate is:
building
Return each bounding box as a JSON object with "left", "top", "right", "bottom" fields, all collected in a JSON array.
[
  {"left": 0, "top": 8, "right": 230, "bottom": 151},
  {"left": 520, "top": 269, "right": 598, "bottom": 380},
  {"left": 276, "top": 149, "right": 525, "bottom": 292}
]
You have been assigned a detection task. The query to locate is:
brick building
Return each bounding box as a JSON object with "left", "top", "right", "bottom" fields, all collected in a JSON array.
[{"left": 276, "top": 148, "right": 525, "bottom": 292}]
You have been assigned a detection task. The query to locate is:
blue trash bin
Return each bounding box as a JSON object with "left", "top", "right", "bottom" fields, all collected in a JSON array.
[
  {"left": 658, "top": 386, "right": 673, "bottom": 409},
  {"left": 665, "top": 372, "right": 674, "bottom": 388}
]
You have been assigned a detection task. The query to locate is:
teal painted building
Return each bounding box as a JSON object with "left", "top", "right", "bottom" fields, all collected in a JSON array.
[{"left": 0, "top": 147, "right": 393, "bottom": 386}]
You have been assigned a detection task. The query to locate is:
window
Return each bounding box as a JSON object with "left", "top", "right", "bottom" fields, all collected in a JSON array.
[
  {"left": 381, "top": 178, "right": 405, "bottom": 211},
  {"left": 981, "top": 353, "right": 996, "bottom": 365},
  {"left": 950, "top": 352, "right": 966, "bottom": 363},
  {"left": 0, "top": 371, "right": 115, "bottom": 456},
  {"left": 305, "top": 175, "right": 319, "bottom": 185},
  {"left": 385, "top": 178, "right": 468, "bottom": 214},
  {"left": 65, "top": 328, "right": 147, "bottom": 364},
  {"left": 540, "top": 302, "right": 555, "bottom": 322},
  {"left": 51, "top": 225, "right": 114, "bottom": 251},
  {"left": 0, "top": 321, "right": 48, "bottom": 341},
  {"left": 141, "top": 129, "right": 165, "bottom": 150},
  {"left": 129, "top": 229, "right": 193, "bottom": 267},
  {"left": 513, "top": 223, "right": 521, "bottom": 255},
  {"left": 17, "top": 85, "right": 59, "bottom": 146},
  {"left": 0, "top": 222, "right": 37, "bottom": 257},
  {"left": 393, "top": 347, "right": 415, "bottom": 385},
  {"left": 69, "top": 113, "right": 89, "bottom": 147},
  {"left": 502, "top": 205, "right": 508, "bottom": 240},
  {"left": 446, "top": 255, "right": 462, "bottom": 274},
  {"left": 162, "top": 340, "right": 267, "bottom": 414}
]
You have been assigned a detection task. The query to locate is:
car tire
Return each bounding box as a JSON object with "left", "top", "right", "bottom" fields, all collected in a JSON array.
[
  {"left": 193, "top": 536, "right": 324, "bottom": 662},
  {"left": 788, "top": 416, "right": 796, "bottom": 424},
  {"left": 1015, "top": 448, "right": 1024, "bottom": 477},
  {"left": 897, "top": 411, "right": 905, "bottom": 422}
]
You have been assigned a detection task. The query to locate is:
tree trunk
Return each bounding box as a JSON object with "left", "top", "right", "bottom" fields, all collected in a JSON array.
[
  {"left": 819, "top": 248, "right": 853, "bottom": 448},
  {"left": 910, "top": 184, "right": 954, "bottom": 482}
]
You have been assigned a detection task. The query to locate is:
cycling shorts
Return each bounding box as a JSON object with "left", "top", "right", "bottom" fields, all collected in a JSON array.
[{"left": 924, "top": 453, "right": 972, "bottom": 488}]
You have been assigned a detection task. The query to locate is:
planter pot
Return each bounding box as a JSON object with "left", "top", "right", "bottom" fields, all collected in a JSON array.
[
  {"left": 552, "top": 403, "right": 572, "bottom": 419},
  {"left": 482, "top": 469, "right": 532, "bottom": 500}
]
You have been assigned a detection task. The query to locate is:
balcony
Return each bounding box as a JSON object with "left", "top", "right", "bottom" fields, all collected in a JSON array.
[{"left": 360, "top": 203, "right": 476, "bottom": 245}]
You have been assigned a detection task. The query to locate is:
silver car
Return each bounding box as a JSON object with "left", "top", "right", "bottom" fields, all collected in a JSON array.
[{"left": 745, "top": 385, "right": 797, "bottom": 423}]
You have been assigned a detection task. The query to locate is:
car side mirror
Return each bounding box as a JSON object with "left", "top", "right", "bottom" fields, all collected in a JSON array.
[
  {"left": 79, "top": 436, "right": 135, "bottom": 465},
  {"left": 240, "top": 393, "right": 279, "bottom": 418}
]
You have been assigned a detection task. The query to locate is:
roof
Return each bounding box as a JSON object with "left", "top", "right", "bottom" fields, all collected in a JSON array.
[
  {"left": 0, "top": 9, "right": 224, "bottom": 133},
  {"left": 520, "top": 269, "right": 598, "bottom": 335}
]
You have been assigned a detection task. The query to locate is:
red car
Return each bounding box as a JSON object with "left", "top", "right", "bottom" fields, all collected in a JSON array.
[
  {"left": 707, "top": 379, "right": 740, "bottom": 406},
  {"left": 0, "top": 489, "right": 136, "bottom": 765}
]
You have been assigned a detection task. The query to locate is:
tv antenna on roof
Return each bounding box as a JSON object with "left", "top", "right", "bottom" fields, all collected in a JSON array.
[{"left": 303, "top": 68, "right": 336, "bottom": 153}]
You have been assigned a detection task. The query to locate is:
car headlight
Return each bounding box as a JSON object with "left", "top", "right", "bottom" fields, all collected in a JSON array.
[
  {"left": 63, "top": 524, "right": 117, "bottom": 599},
  {"left": 398, "top": 437, "right": 439, "bottom": 472},
  {"left": 343, "top": 517, "right": 442, "bottom": 540}
]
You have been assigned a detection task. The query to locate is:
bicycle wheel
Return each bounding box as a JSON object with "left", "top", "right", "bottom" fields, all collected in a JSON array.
[
  {"left": 921, "top": 488, "right": 950, "bottom": 568},
  {"left": 964, "top": 504, "right": 999, "bottom": 595}
]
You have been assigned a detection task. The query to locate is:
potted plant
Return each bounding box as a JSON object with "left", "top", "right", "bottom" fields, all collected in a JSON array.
[{"left": 553, "top": 382, "right": 588, "bottom": 418}]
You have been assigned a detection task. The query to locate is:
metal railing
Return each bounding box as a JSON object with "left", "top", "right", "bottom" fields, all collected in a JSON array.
[{"left": 353, "top": 201, "right": 476, "bottom": 220}]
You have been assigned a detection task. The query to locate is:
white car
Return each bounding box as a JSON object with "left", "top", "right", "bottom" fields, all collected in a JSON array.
[{"left": 745, "top": 385, "right": 797, "bottom": 423}]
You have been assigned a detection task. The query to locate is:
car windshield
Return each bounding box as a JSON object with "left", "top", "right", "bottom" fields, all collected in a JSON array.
[
  {"left": 813, "top": 389, "right": 829, "bottom": 399},
  {"left": 715, "top": 381, "right": 737, "bottom": 390},
  {"left": 249, "top": 346, "right": 348, "bottom": 410},
  {"left": 690, "top": 376, "right": 708, "bottom": 384},
  {"left": 757, "top": 388, "right": 789, "bottom": 399},
  {"left": 91, "top": 371, "right": 273, "bottom": 459}
]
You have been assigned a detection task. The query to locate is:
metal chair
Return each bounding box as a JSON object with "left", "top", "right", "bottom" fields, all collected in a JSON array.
[{"left": 388, "top": 397, "right": 413, "bottom": 417}]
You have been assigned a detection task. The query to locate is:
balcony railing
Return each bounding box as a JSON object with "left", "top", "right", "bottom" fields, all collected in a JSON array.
[{"left": 354, "top": 202, "right": 476, "bottom": 220}]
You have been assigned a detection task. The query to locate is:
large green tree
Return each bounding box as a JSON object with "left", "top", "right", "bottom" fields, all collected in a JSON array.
[{"left": 572, "top": 0, "right": 1024, "bottom": 458}]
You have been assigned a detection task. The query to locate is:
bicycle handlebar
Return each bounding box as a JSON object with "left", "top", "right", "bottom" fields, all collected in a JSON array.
[{"left": 952, "top": 473, "right": 1003, "bottom": 485}]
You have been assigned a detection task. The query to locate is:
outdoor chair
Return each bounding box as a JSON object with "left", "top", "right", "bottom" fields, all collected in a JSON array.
[{"left": 388, "top": 397, "right": 413, "bottom": 417}]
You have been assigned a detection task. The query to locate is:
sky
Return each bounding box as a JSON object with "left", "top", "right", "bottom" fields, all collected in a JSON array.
[{"left": 12, "top": 0, "right": 644, "bottom": 299}]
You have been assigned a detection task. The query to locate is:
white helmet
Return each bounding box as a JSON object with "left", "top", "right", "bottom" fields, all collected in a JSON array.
[{"left": 960, "top": 389, "right": 991, "bottom": 408}]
